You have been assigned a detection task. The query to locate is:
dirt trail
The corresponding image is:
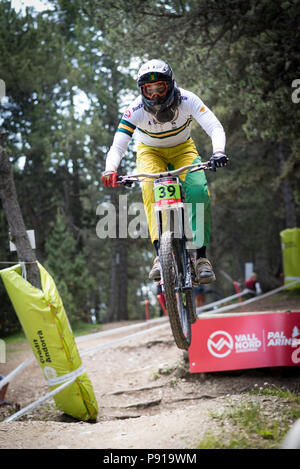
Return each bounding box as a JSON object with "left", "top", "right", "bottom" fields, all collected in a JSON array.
[{"left": 1, "top": 299, "right": 300, "bottom": 449}]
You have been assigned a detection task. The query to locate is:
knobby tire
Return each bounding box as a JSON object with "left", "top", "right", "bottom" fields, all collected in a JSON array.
[{"left": 160, "top": 231, "right": 194, "bottom": 350}]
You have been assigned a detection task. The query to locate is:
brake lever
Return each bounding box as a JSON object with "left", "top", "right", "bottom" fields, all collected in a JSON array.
[
  {"left": 208, "top": 161, "right": 216, "bottom": 172},
  {"left": 188, "top": 164, "right": 211, "bottom": 174}
]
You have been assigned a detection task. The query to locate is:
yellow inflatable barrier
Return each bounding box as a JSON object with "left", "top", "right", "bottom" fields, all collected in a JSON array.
[
  {"left": 0, "top": 262, "right": 98, "bottom": 421},
  {"left": 280, "top": 228, "right": 300, "bottom": 290}
]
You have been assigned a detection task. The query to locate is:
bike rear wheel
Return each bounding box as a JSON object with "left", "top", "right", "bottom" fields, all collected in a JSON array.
[{"left": 160, "top": 231, "right": 194, "bottom": 350}]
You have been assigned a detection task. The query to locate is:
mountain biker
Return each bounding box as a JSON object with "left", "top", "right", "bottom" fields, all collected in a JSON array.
[{"left": 102, "top": 59, "right": 228, "bottom": 284}]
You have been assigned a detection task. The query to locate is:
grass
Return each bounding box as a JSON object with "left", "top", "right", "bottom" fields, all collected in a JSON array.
[
  {"left": 4, "top": 330, "right": 26, "bottom": 345},
  {"left": 196, "top": 434, "right": 252, "bottom": 449},
  {"left": 260, "top": 289, "right": 300, "bottom": 306},
  {"left": 196, "top": 387, "right": 300, "bottom": 449},
  {"left": 250, "top": 385, "right": 300, "bottom": 404},
  {"left": 227, "top": 401, "right": 281, "bottom": 443},
  {"left": 70, "top": 320, "right": 103, "bottom": 337}
]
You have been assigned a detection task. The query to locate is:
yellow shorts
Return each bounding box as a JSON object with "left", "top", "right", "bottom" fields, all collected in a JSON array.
[{"left": 136, "top": 138, "right": 211, "bottom": 247}]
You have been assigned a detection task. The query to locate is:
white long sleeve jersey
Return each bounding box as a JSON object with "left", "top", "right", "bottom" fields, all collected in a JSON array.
[{"left": 105, "top": 88, "right": 226, "bottom": 171}]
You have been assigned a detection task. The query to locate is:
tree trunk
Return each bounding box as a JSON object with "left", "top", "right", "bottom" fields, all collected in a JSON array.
[
  {"left": 105, "top": 64, "right": 130, "bottom": 322},
  {"left": 108, "top": 239, "right": 129, "bottom": 322},
  {"left": 0, "top": 134, "right": 41, "bottom": 289},
  {"left": 277, "top": 142, "right": 297, "bottom": 228}
]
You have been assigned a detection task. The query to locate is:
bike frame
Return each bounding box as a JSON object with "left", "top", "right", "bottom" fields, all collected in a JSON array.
[
  {"left": 118, "top": 161, "right": 210, "bottom": 292},
  {"left": 117, "top": 160, "right": 213, "bottom": 349},
  {"left": 153, "top": 176, "right": 193, "bottom": 293}
]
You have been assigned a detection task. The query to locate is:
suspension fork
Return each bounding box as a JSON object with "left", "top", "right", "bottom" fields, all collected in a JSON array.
[
  {"left": 178, "top": 205, "right": 192, "bottom": 291},
  {"left": 156, "top": 204, "right": 192, "bottom": 291}
]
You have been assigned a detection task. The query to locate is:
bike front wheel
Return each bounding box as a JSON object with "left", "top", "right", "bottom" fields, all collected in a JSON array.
[{"left": 160, "top": 231, "right": 194, "bottom": 350}]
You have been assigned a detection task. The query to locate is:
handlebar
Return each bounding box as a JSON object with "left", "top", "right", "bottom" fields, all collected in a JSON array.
[{"left": 117, "top": 160, "right": 212, "bottom": 186}]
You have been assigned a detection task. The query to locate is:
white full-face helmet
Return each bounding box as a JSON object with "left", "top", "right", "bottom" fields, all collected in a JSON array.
[{"left": 137, "top": 59, "right": 181, "bottom": 122}]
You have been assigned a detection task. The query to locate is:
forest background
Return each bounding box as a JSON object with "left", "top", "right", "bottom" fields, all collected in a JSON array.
[{"left": 0, "top": 0, "right": 299, "bottom": 336}]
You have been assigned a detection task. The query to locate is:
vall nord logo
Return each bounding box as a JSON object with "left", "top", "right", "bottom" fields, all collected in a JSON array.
[{"left": 207, "top": 330, "right": 234, "bottom": 358}]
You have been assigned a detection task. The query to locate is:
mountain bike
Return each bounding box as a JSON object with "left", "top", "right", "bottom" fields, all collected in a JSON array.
[{"left": 117, "top": 160, "right": 213, "bottom": 350}]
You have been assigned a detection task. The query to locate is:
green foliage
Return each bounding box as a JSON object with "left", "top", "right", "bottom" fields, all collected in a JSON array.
[
  {"left": 84, "top": 0, "right": 300, "bottom": 292},
  {"left": 91, "top": 0, "right": 300, "bottom": 172},
  {"left": 197, "top": 390, "right": 300, "bottom": 449},
  {"left": 0, "top": 0, "right": 151, "bottom": 334},
  {"left": 44, "top": 210, "right": 96, "bottom": 323}
]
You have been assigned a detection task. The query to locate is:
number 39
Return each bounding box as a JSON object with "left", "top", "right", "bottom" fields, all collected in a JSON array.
[{"left": 158, "top": 185, "right": 176, "bottom": 198}]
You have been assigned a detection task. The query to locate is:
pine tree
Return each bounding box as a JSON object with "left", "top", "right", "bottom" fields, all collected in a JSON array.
[{"left": 45, "top": 209, "right": 96, "bottom": 323}]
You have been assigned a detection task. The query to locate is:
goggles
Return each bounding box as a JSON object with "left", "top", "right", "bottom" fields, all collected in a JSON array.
[{"left": 142, "top": 81, "right": 169, "bottom": 99}]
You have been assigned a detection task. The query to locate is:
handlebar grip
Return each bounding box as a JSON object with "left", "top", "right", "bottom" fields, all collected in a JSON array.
[{"left": 117, "top": 176, "right": 134, "bottom": 187}]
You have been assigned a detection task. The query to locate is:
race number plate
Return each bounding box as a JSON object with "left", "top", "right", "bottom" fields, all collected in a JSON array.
[{"left": 154, "top": 179, "right": 182, "bottom": 206}]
